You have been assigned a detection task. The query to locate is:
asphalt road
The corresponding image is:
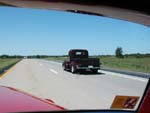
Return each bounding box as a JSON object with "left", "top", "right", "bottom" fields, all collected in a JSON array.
[{"left": 0, "top": 59, "right": 148, "bottom": 110}]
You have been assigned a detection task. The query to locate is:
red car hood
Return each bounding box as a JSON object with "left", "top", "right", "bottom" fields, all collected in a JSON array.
[{"left": 0, "top": 86, "right": 65, "bottom": 113}]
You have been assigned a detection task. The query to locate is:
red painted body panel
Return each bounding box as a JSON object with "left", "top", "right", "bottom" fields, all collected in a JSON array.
[
  {"left": 139, "top": 86, "right": 150, "bottom": 113},
  {"left": 0, "top": 86, "right": 65, "bottom": 113}
]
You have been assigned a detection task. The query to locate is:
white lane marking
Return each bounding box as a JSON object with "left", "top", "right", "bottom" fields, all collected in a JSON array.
[
  {"left": 99, "top": 70, "right": 148, "bottom": 82},
  {"left": 49, "top": 61, "right": 62, "bottom": 65},
  {"left": 49, "top": 69, "right": 58, "bottom": 74},
  {"left": 41, "top": 60, "right": 62, "bottom": 65},
  {"left": 39, "top": 63, "right": 43, "bottom": 66}
]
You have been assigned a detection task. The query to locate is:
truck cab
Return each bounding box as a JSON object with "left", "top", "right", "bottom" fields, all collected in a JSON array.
[{"left": 62, "top": 49, "right": 101, "bottom": 74}]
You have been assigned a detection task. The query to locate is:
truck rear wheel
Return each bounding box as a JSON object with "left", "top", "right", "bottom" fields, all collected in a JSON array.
[
  {"left": 71, "top": 65, "right": 76, "bottom": 74},
  {"left": 92, "top": 69, "right": 98, "bottom": 74}
]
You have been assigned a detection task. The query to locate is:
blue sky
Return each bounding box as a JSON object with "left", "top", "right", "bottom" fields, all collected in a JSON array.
[{"left": 0, "top": 6, "right": 150, "bottom": 55}]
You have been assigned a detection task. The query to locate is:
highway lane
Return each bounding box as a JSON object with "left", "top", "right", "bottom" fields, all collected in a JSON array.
[{"left": 0, "top": 59, "right": 148, "bottom": 110}]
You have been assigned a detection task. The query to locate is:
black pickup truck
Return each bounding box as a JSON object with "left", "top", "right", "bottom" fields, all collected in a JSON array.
[{"left": 62, "top": 49, "right": 101, "bottom": 73}]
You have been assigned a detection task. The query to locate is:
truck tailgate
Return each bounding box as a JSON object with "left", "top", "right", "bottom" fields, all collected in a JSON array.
[{"left": 77, "top": 58, "right": 100, "bottom": 67}]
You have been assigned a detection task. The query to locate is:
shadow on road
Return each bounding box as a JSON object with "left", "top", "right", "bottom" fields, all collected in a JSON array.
[
  {"left": 64, "top": 70, "right": 105, "bottom": 75},
  {"left": 77, "top": 71, "right": 105, "bottom": 75}
]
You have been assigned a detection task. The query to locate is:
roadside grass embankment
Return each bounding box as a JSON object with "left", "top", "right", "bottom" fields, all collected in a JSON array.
[
  {"left": 0, "top": 58, "right": 21, "bottom": 76},
  {"left": 100, "top": 56, "right": 150, "bottom": 73},
  {"left": 44, "top": 56, "right": 68, "bottom": 62}
]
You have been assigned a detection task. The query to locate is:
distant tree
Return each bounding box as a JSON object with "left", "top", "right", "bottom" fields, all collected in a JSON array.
[
  {"left": 0, "top": 54, "right": 9, "bottom": 59},
  {"left": 115, "top": 47, "right": 124, "bottom": 58},
  {"left": 124, "top": 54, "right": 129, "bottom": 58},
  {"left": 36, "top": 55, "right": 41, "bottom": 59},
  {"left": 136, "top": 53, "right": 142, "bottom": 58}
]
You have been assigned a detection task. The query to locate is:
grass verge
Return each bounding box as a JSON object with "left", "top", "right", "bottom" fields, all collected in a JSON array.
[
  {"left": 101, "top": 57, "right": 150, "bottom": 73},
  {"left": 44, "top": 57, "right": 68, "bottom": 62},
  {"left": 0, "top": 58, "right": 21, "bottom": 76}
]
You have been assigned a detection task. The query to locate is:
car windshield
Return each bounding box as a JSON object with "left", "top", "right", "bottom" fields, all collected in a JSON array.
[{"left": 0, "top": 6, "right": 149, "bottom": 112}]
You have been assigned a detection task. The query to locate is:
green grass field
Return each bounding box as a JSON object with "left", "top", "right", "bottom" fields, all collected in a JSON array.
[
  {"left": 44, "top": 57, "right": 68, "bottom": 62},
  {"left": 0, "top": 58, "right": 21, "bottom": 75},
  {"left": 44, "top": 56, "right": 150, "bottom": 73},
  {"left": 100, "top": 57, "right": 150, "bottom": 73}
]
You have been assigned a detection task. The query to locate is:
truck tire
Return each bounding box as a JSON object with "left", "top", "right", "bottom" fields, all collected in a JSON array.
[
  {"left": 92, "top": 69, "right": 98, "bottom": 74},
  {"left": 71, "top": 65, "right": 76, "bottom": 74}
]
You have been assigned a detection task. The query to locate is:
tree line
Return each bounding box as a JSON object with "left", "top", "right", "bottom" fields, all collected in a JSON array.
[
  {"left": 115, "top": 47, "right": 150, "bottom": 58},
  {"left": 0, "top": 55, "right": 68, "bottom": 59},
  {"left": 0, "top": 55, "right": 23, "bottom": 58}
]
